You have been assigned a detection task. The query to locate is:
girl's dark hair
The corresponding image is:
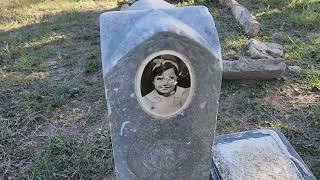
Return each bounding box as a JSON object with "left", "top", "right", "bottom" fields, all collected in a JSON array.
[{"left": 151, "top": 61, "right": 179, "bottom": 81}]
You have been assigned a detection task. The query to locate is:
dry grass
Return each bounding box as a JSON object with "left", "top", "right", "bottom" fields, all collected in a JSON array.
[
  {"left": 210, "top": 0, "right": 320, "bottom": 177},
  {"left": 0, "top": 0, "right": 319, "bottom": 179}
]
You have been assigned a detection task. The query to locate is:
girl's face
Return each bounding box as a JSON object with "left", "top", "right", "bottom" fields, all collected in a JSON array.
[{"left": 153, "top": 68, "right": 177, "bottom": 95}]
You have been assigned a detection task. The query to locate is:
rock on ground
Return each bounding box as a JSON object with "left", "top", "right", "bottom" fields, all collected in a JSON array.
[
  {"left": 223, "top": 58, "right": 287, "bottom": 80},
  {"left": 287, "top": 65, "right": 302, "bottom": 74},
  {"left": 219, "top": 0, "right": 260, "bottom": 37},
  {"left": 247, "top": 39, "right": 283, "bottom": 59}
]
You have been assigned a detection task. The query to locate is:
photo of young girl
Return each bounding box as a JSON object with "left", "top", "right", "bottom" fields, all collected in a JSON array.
[{"left": 140, "top": 54, "right": 191, "bottom": 117}]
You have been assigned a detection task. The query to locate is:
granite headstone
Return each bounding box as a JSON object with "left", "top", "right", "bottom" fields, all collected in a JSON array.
[
  {"left": 100, "top": 0, "right": 222, "bottom": 179},
  {"left": 211, "top": 128, "right": 317, "bottom": 180}
]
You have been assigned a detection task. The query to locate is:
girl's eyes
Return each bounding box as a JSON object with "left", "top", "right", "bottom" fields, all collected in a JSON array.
[{"left": 155, "top": 76, "right": 176, "bottom": 80}]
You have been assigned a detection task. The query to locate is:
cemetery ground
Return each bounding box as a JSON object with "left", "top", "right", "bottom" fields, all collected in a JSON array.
[{"left": 0, "top": 0, "right": 319, "bottom": 179}]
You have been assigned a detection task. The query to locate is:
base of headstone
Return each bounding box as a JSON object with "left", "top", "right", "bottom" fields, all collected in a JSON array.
[{"left": 210, "top": 128, "right": 316, "bottom": 180}]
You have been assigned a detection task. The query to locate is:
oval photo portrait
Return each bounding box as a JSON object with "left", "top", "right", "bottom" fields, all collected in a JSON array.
[{"left": 136, "top": 52, "right": 193, "bottom": 118}]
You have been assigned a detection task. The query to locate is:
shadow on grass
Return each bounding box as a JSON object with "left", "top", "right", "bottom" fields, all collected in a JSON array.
[
  {"left": 1, "top": 7, "right": 117, "bottom": 72},
  {"left": 1, "top": 7, "right": 118, "bottom": 179}
]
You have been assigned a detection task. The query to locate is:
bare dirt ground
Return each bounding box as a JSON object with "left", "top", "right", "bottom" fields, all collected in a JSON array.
[{"left": 0, "top": 0, "right": 319, "bottom": 179}]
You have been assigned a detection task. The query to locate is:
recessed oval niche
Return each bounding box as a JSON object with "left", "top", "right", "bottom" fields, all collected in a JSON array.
[{"left": 135, "top": 50, "right": 195, "bottom": 118}]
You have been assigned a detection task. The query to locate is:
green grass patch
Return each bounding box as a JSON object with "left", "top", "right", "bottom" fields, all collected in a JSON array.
[
  {"left": 0, "top": 0, "right": 114, "bottom": 178},
  {"left": 224, "top": 35, "right": 248, "bottom": 50},
  {"left": 271, "top": 122, "right": 301, "bottom": 140},
  {"left": 169, "top": 0, "right": 211, "bottom": 6},
  {"left": 288, "top": 9, "right": 320, "bottom": 27},
  {"left": 295, "top": 142, "right": 320, "bottom": 156},
  {"left": 267, "top": 0, "right": 290, "bottom": 8},
  {"left": 255, "top": 103, "right": 281, "bottom": 122},
  {"left": 29, "top": 82, "right": 78, "bottom": 110},
  {"left": 0, "top": 0, "right": 107, "bottom": 73},
  {"left": 250, "top": 81, "right": 269, "bottom": 97},
  {"left": 297, "top": 68, "right": 320, "bottom": 92},
  {"left": 234, "top": 97, "right": 257, "bottom": 115},
  {"left": 26, "top": 128, "right": 113, "bottom": 179},
  {"left": 15, "top": 55, "right": 33, "bottom": 70},
  {"left": 84, "top": 61, "right": 99, "bottom": 74},
  {"left": 256, "top": 0, "right": 320, "bottom": 40},
  {"left": 225, "top": 81, "right": 242, "bottom": 93},
  {"left": 0, "top": 116, "right": 43, "bottom": 178},
  {"left": 217, "top": 115, "right": 237, "bottom": 133},
  {"left": 313, "top": 106, "right": 320, "bottom": 127},
  {"left": 85, "top": 100, "right": 107, "bottom": 125},
  {"left": 283, "top": 33, "right": 320, "bottom": 62},
  {"left": 311, "top": 162, "right": 320, "bottom": 179},
  {"left": 256, "top": 8, "right": 283, "bottom": 17},
  {"left": 1, "top": 81, "right": 82, "bottom": 126},
  {"left": 287, "top": 0, "right": 320, "bottom": 28},
  {"left": 0, "top": 0, "right": 113, "bottom": 31}
]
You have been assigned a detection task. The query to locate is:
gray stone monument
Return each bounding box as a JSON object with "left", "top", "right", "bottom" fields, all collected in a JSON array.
[
  {"left": 100, "top": 0, "right": 222, "bottom": 179},
  {"left": 211, "top": 128, "right": 317, "bottom": 180}
]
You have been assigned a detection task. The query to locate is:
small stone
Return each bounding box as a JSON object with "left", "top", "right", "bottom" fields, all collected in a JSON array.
[
  {"left": 219, "top": 0, "right": 260, "bottom": 37},
  {"left": 247, "top": 39, "right": 283, "bottom": 59},
  {"left": 288, "top": 65, "right": 302, "bottom": 73},
  {"left": 223, "top": 58, "right": 287, "bottom": 80},
  {"left": 120, "top": 4, "right": 129, "bottom": 11},
  {"left": 232, "top": 5, "right": 260, "bottom": 37}
]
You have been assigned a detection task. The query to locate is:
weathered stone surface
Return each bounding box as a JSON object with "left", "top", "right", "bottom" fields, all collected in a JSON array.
[
  {"left": 247, "top": 39, "right": 283, "bottom": 59},
  {"left": 127, "top": 0, "right": 174, "bottom": 11},
  {"left": 100, "top": 0, "right": 222, "bottom": 179},
  {"left": 288, "top": 65, "right": 302, "bottom": 74},
  {"left": 128, "top": 0, "right": 136, "bottom": 4},
  {"left": 219, "top": 0, "right": 260, "bottom": 37},
  {"left": 218, "top": 0, "right": 238, "bottom": 6},
  {"left": 211, "top": 128, "right": 316, "bottom": 180},
  {"left": 120, "top": 4, "right": 129, "bottom": 11},
  {"left": 233, "top": 5, "right": 260, "bottom": 37},
  {"left": 223, "top": 58, "right": 287, "bottom": 80}
]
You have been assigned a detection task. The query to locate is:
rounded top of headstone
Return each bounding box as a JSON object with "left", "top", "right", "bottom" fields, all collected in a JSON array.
[{"left": 126, "top": 0, "right": 174, "bottom": 11}]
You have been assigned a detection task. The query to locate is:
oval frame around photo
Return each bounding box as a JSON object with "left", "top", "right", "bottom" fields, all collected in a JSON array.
[{"left": 135, "top": 50, "right": 195, "bottom": 119}]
